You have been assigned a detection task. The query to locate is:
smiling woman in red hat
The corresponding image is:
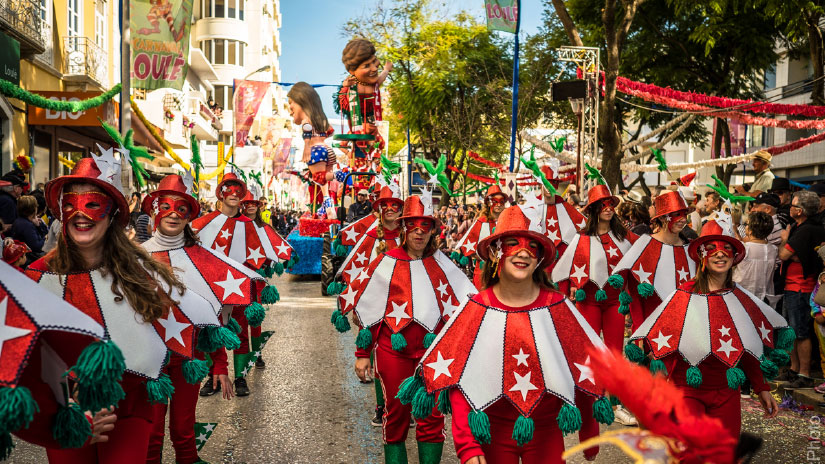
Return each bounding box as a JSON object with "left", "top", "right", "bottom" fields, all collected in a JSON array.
[
  {"left": 336, "top": 194, "right": 474, "bottom": 464},
  {"left": 400, "top": 204, "right": 613, "bottom": 464},
  {"left": 628, "top": 217, "right": 789, "bottom": 439},
  {"left": 453, "top": 185, "right": 509, "bottom": 288}
]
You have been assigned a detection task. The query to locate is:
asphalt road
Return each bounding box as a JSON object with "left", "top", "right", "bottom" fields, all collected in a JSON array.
[{"left": 8, "top": 274, "right": 824, "bottom": 463}]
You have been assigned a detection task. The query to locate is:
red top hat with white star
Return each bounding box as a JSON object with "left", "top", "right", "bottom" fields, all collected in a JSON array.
[
  {"left": 373, "top": 185, "right": 403, "bottom": 210},
  {"left": 216, "top": 173, "right": 247, "bottom": 201},
  {"left": 477, "top": 205, "right": 556, "bottom": 263},
  {"left": 141, "top": 174, "right": 200, "bottom": 219},
  {"left": 45, "top": 157, "right": 129, "bottom": 227},
  {"left": 651, "top": 190, "right": 688, "bottom": 220},
  {"left": 584, "top": 184, "right": 620, "bottom": 212},
  {"left": 399, "top": 195, "right": 440, "bottom": 228},
  {"left": 687, "top": 219, "right": 745, "bottom": 265},
  {"left": 241, "top": 191, "right": 263, "bottom": 207}
]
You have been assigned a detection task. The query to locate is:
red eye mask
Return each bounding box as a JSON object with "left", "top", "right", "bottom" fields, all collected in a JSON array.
[
  {"left": 488, "top": 196, "right": 507, "bottom": 207},
  {"left": 61, "top": 191, "right": 113, "bottom": 225},
  {"left": 221, "top": 184, "right": 244, "bottom": 199},
  {"left": 382, "top": 202, "right": 401, "bottom": 213},
  {"left": 155, "top": 196, "right": 192, "bottom": 221},
  {"left": 667, "top": 212, "right": 687, "bottom": 232},
  {"left": 404, "top": 218, "right": 434, "bottom": 234},
  {"left": 497, "top": 237, "right": 542, "bottom": 260},
  {"left": 701, "top": 240, "right": 734, "bottom": 259}
]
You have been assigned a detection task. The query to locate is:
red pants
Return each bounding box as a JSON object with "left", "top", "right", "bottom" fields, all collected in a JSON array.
[
  {"left": 681, "top": 386, "right": 742, "bottom": 439},
  {"left": 146, "top": 357, "right": 201, "bottom": 464},
  {"left": 480, "top": 398, "right": 564, "bottom": 464},
  {"left": 373, "top": 345, "right": 445, "bottom": 444},
  {"left": 46, "top": 417, "right": 152, "bottom": 464}
]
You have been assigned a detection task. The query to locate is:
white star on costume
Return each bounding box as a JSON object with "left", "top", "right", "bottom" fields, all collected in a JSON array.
[
  {"left": 441, "top": 298, "right": 461, "bottom": 319},
  {"left": 462, "top": 242, "right": 475, "bottom": 254},
  {"left": 574, "top": 356, "right": 594, "bottom": 384},
  {"left": 606, "top": 247, "right": 619, "bottom": 258},
  {"left": 247, "top": 247, "right": 265, "bottom": 263},
  {"left": 213, "top": 243, "right": 227, "bottom": 255},
  {"left": 241, "top": 367, "right": 250, "bottom": 376},
  {"left": 344, "top": 265, "right": 363, "bottom": 282},
  {"left": 157, "top": 308, "right": 189, "bottom": 346},
  {"left": 203, "top": 424, "right": 215, "bottom": 433},
  {"left": 0, "top": 297, "right": 32, "bottom": 359},
  {"left": 426, "top": 351, "right": 454, "bottom": 380},
  {"left": 577, "top": 219, "right": 587, "bottom": 229},
  {"left": 676, "top": 267, "right": 689, "bottom": 282},
  {"left": 247, "top": 360, "right": 255, "bottom": 368},
  {"left": 354, "top": 252, "right": 368, "bottom": 266},
  {"left": 509, "top": 371, "right": 538, "bottom": 401},
  {"left": 354, "top": 269, "right": 370, "bottom": 285},
  {"left": 275, "top": 242, "right": 290, "bottom": 256},
  {"left": 339, "top": 286, "right": 357, "bottom": 309},
  {"left": 196, "top": 433, "right": 208, "bottom": 442},
  {"left": 254, "top": 351, "right": 261, "bottom": 358},
  {"left": 512, "top": 348, "right": 530, "bottom": 367},
  {"left": 436, "top": 281, "right": 449, "bottom": 299},
  {"left": 758, "top": 322, "right": 771, "bottom": 342},
  {"left": 718, "top": 326, "right": 732, "bottom": 338},
  {"left": 386, "top": 301, "right": 411, "bottom": 325},
  {"left": 651, "top": 330, "right": 672, "bottom": 350},
  {"left": 547, "top": 229, "right": 560, "bottom": 242},
  {"left": 546, "top": 217, "right": 558, "bottom": 229},
  {"left": 717, "top": 338, "right": 738, "bottom": 358},
  {"left": 214, "top": 270, "right": 245, "bottom": 299},
  {"left": 219, "top": 229, "right": 232, "bottom": 241},
  {"left": 344, "top": 227, "right": 359, "bottom": 243},
  {"left": 633, "top": 265, "right": 652, "bottom": 284},
  {"left": 571, "top": 264, "right": 588, "bottom": 283}
]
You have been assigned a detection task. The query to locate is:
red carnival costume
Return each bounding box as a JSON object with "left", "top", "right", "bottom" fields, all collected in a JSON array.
[
  {"left": 539, "top": 165, "right": 586, "bottom": 260},
  {"left": 452, "top": 185, "right": 508, "bottom": 288},
  {"left": 140, "top": 175, "right": 266, "bottom": 463},
  {"left": 628, "top": 219, "right": 793, "bottom": 439},
  {"left": 337, "top": 195, "right": 475, "bottom": 463},
  {"left": 339, "top": 213, "right": 378, "bottom": 246},
  {"left": 404, "top": 206, "right": 613, "bottom": 464}
]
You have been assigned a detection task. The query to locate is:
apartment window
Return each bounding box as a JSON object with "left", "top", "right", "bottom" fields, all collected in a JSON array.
[
  {"left": 764, "top": 64, "right": 776, "bottom": 90},
  {"left": 202, "top": 0, "right": 243, "bottom": 19},
  {"left": 239, "top": 42, "right": 244, "bottom": 66},
  {"left": 238, "top": 0, "right": 244, "bottom": 20},
  {"left": 211, "top": 85, "right": 234, "bottom": 112},
  {"left": 214, "top": 0, "right": 224, "bottom": 17},
  {"left": 67, "top": 0, "right": 81, "bottom": 37},
  {"left": 39, "top": 0, "right": 50, "bottom": 21},
  {"left": 214, "top": 39, "right": 225, "bottom": 64},
  {"left": 95, "top": 0, "right": 106, "bottom": 50},
  {"left": 228, "top": 0, "right": 235, "bottom": 18},
  {"left": 201, "top": 40, "right": 211, "bottom": 61},
  {"left": 200, "top": 39, "right": 246, "bottom": 66},
  {"left": 228, "top": 39, "right": 235, "bottom": 65}
]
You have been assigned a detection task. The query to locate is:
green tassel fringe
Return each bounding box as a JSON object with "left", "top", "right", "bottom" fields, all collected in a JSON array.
[
  {"left": 468, "top": 410, "right": 492, "bottom": 444},
  {"left": 75, "top": 378, "right": 125, "bottom": 414},
  {"left": 618, "top": 303, "right": 630, "bottom": 315},
  {"left": 686, "top": 365, "right": 703, "bottom": 388},
  {"left": 226, "top": 318, "right": 241, "bottom": 335},
  {"left": 450, "top": 251, "right": 460, "bottom": 261},
  {"left": 71, "top": 340, "right": 126, "bottom": 385},
  {"left": 607, "top": 274, "right": 624, "bottom": 289},
  {"left": 334, "top": 313, "right": 351, "bottom": 333},
  {"left": 649, "top": 359, "right": 667, "bottom": 376},
  {"left": 776, "top": 327, "right": 796, "bottom": 352},
  {"left": 459, "top": 255, "right": 470, "bottom": 266},
  {"left": 768, "top": 347, "right": 790, "bottom": 366},
  {"left": 0, "top": 386, "right": 38, "bottom": 433},
  {"left": 332, "top": 237, "right": 341, "bottom": 251},
  {"left": 592, "top": 397, "right": 614, "bottom": 425},
  {"left": 197, "top": 326, "right": 241, "bottom": 352},
  {"left": 396, "top": 375, "right": 424, "bottom": 405},
  {"left": 556, "top": 403, "right": 582, "bottom": 436},
  {"left": 245, "top": 302, "right": 266, "bottom": 327},
  {"left": 355, "top": 328, "right": 372, "bottom": 349},
  {"left": 726, "top": 367, "right": 746, "bottom": 389},
  {"left": 575, "top": 289, "right": 586, "bottom": 302},
  {"left": 618, "top": 290, "right": 633, "bottom": 305},
  {"left": 0, "top": 79, "right": 121, "bottom": 112},
  {"left": 273, "top": 262, "right": 285, "bottom": 276},
  {"left": 256, "top": 267, "right": 268, "bottom": 278},
  {"left": 0, "top": 432, "right": 14, "bottom": 461},
  {"left": 182, "top": 359, "right": 210, "bottom": 384},
  {"left": 512, "top": 415, "right": 534, "bottom": 447},
  {"left": 391, "top": 332, "right": 407, "bottom": 351},
  {"left": 624, "top": 343, "right": 645, "bottom": 363},
  {"left": 423, "top": 332, "right": 437, "bottom": 349},
  {"left": 260, "top": 285, "right": 280, "bottom": 304},
  {"left": 595, "top": 289, "right": 607, "bottom": 302},
  {"left": 637, "top": 283, "right": 655, "bottom": 298},
  {"left": 52, "top": 403, "right": 92, "bottom": 448},
  {"left": 411, "top": 387, "right": 435, "bottom": 419},
  {"left": 437, "top": 389, "right": 451, "bottom": 415},
  {"left": 335, "top": 245, "right": 349, "bottom": 256},
  {"left": 327, "top": 281, "right": 346, "bottom": 295},
  {"left": 760, "top": 355, "right": 778, "bottom": 379},
  {"left": 146, "top": 373, "right": 175, "bottom": 404},
  {"left": 331, "top": 309, "right": 342, "bottom": 324}
]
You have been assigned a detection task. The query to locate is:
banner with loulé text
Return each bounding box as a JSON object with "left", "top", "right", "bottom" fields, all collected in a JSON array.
[
  {"left": 484, "top": 0, "right": 518, "bottom": 33},
  {"left": 130, "top": 0, "right": 194, "bottom": 90}
]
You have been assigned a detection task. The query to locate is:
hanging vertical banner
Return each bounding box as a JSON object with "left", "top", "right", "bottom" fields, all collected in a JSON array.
[
  {"left": 484, "top": 0, "right": 519, "bottom": 33},
  {"left": 271, "top": 138, "right": 292, "bottom": 176},
  {"left": 130, "top": 0, "right": 194, "bottom": 90},
  {"left": 233, "top": 79, "right": 270, "bottom": 147}
]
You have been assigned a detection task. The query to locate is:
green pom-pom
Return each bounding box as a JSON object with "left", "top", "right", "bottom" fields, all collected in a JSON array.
[
  {"left": 397, "top": 375, "right": 424, "bottom": 404},
  {"left": 595, "top": 289, "right": 607, "bottom": 302},
  {"left": 512, "top": 415, "right": 534, "bottom": 447},
  {"left": 423, "top": 332, "right": 437, "bottom": 349},
  {"left": 264, "top": 265, "right": 276, "bottom": 278},
  {"left": 768, "top": 348, "right": 790, "bottom": 366},
  {"left": 556, "top": 403, "right": 582, "bottom": 436},
  {"left": 273, "top": 262, "right": 285, "bottom": 276},
  {"left": 75, "top": 378, "right": 125, "bottom": 414},
  {"left": 726, "top": 367, "right": 746, "bottom": 389},
  {"left": 197, "top": 326, "right": 240, "bottom": 352},
  {"left": 334, "top": 313, "right": 351, "bottom": 333},
  {"left": 260, "top": 284, "right": 280, "bottom": 304},
  {"left": 146, "top": 373, "right": 175, "bottom": 404},
  {"left": 355, "top": 328, "right": 373, "bottom": 349},
  {"left": 686, "top": 365, "right": 703, "bottom": 388},
  {"left": 607, "top": 274, "right": 624, "bottom": 289},
  {"left": 0, "top": 386, "right": 38, "bottom": 433},
  {"left": 52, "top": 403, "right": 92, "bottom": 448},
  {"left": 0, "top": 432, "right": 14, "bottom": 461},
  {"left": 776, "top": 327, "right": 796, "bottom": 352},
  {"left": 649, "top": 359, "right": 667, "bottom": 376},
  {"left": 593, "top": 397, "right": 614, "bottom": 425},
  {"left": 459, "top": 255, "right": 469, "bottom": 266},
  {"left": 760, "top": 355, "right": 778, "bottom": 379},
  {"left": 618, "top": 303, "right": 630, "bottom": 315},
  {"left": 244, "top": 302, "right": 266, "bottom": 327},
  {"left": 256, "top": 267, "right": 268, "bottom": 278},
  {"left": 71, "top": 340, "right": 126, "bottom": 385},
  {"left": 637, "top": 283, "right": 655, "bottom": 298},
  {"left": 332, "top": 237, "right": 341, "bottom": 250},
  {"left": 412, "top": 387, "right": 435, "bottom": 419},
  {"left": 331, "top": 309, "right": 342, "bottom": 324},
  {"left": 575, "top": 289, "right": 586, "bottom": 302},
  {"left": 226, "top": 317, "right": 241, "bottom": 335},
  {"left": 391, "top": 332, "right": 407, "bottom": 351},
  {"left": 437, "top": 389, "right": 451, "bottom": 415},
  {"left": 450, "top": 251, "right": 460, "bottom": 261},
  {"left": 618, "top": 290, "right": 633, "bottom": 305},
  {"left": 624, "top": 343, "right": 645, "bottom": 363},
  {"left": 182, "top": 358, "right": 210, "bottom": 384},
  {"left": 327, "top": 281, "right": 345, "bottom": 295},
  {"left": 468, "top": 410, "right": 492, "bottom": 444}
]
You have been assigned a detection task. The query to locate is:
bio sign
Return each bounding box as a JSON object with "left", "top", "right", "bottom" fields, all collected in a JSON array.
[
  {"left": 28, "top": 92, "right": 118, "bottom": 127},
  {"left": 130, "top": 0, "right": 193, "bottom": 90}
]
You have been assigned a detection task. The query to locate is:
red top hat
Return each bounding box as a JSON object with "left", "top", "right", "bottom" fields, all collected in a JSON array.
[
  {"left": 584, "top": 184, "right": 620, "bottom": 211},
  {"left": 373, "top": 186, "right": 403, "bottom": 210},
  {"left": 687, "top": 219, "right": 745, "bottom": 265},
  {"left": 540, "top": 165, "right": 561, "bottom": 188},
  {"left": 477, "top": 205, "right": 556, "bottom": 263},
  {"left": 141, "top": 174, "right": 200, "bottom": 218},
  {"left": 241, "top": 191, "right": 263, "bottom": 207},
  {"left": 651, "top": 190, "right": 688, "bottom": 220},
  {"left": 399, "top": 195, "right": 440, "bottom": 228},
  {"left": 3, "top": 240, "right": 30, "bottom": 265},
  {"left": 671, "top": 172, "right": 696, "bottom": 187},
  {"left": 485, "top": 184, "right": 506, "bottom": 200},
  {"left": 45, "top": 157, "right": 129, "bottom": 227},
  {"left": 216, "top": 173, "right": 247, "bottom": 201}
]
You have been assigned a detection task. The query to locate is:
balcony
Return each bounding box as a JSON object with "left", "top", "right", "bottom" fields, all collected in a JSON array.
[
  {"left": 63, "top": 37, "right": 108, "bottom": 86},
  {"left": 0, "top": 0, "right": 45, "bottom": 54},
  {"left": 183, "top": 93, "right": 221, "bottom": 141}
]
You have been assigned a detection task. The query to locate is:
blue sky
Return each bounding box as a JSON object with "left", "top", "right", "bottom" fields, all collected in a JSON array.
[{"left": 279, "top": 0, "right": 546, "bottom": 121}]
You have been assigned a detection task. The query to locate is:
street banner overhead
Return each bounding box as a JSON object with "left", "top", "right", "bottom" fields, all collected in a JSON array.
[
  {"left": 484, "top": 0, "right": 519, "bottom": 33},
  {"left": 234, "top": 79, "right": 270, "bottom": 147},
  {"left": 130, "top": 0, "right": 194, "bottom": 90}
]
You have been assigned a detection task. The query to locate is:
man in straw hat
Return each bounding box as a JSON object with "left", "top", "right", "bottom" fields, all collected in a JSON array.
[{"left": 734, "top": 150, "right": 775, "bottom": 198}]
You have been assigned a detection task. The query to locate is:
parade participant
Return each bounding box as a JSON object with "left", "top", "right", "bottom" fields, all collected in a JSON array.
[
  {"left": 3, "top": 238, "right": 29, "bottom": 269},
  {"left": 141, "top": 174, "right": 264, "bottom": 464},
  {"left": 452, "top": 185, "right": 508, "bottom": 288},
  {"left": 191, "top": 173, "right": 282, "bottom": 397},
  {"left": 628, "top": 218, "right": 788, "bottom": 439},
  {"left": 402, "top": 204, "right": 613, "bottom": 464},
  {"left": 538, "top": 164, "right": 586, "bottom": 271},
  {"left": 27, "top": 157, "right": 224, "bottom": 463},
  {"left": 337, "top": 195, "right": 475, "bottom": 464},
  {"left": 551, "top": 181, "right": 636, "bottom": 436}
]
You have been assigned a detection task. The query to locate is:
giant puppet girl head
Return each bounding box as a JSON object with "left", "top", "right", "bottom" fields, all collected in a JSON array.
[{"left": 287, "top": 82, "right": 331, "bottom": 137}]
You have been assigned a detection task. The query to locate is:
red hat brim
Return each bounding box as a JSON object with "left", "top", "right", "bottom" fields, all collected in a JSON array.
[
  {"left": 687, "top": 234, "right": 746, "bottom": 265},
  {"left": 216, "top": 177, "right": 247, "bottom": 201},
  {"left": 477, "top": 229, "right": 556, "bottom": 264},
  {"left": 45, "top": 176, "right": 130, "bottom": 227},
  {"left": 584, "top": 195, "right": 620, "bottom": 212},
  {"left": 651, "top": 207, "right": 689, "bottom": 221},
  {"left": 140, "top": 190, "right": 201, "bottom": 219},
  {"left": 374, "top": 197, "right": 404, "bottom": 210}
]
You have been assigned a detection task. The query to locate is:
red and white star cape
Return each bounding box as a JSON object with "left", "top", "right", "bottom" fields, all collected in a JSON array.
[
  {"left": 26, "top": 263, "right": 220, "bottom": 380},
  {"left": 552, "top": 232, "right": 634, "bottom": 289},
  {"left": 454, "top": 218, "right": 494, "bottom": 258},
  {"left": 336, "top": 226, "right": 400, "bottom": 283},
  {"left": 191, "top": 211, "right": 291, "bottom": 269},
  {"left": 340, "top": 214, "right": 377, "bottom": 246},
  {"left": 612, "top": 235, "right": 696, "bottom": 300},
  {"left": 339, "top": 249, "right": 476, "bottom": 333},
  {"left": 417, "top": 288, "right": 607, "bottom": 416},
  {"left": 543, "top": 199, "right": 586, "bottom": 248},
  {"left": 630, "top": 282, "right": 789, "bottom": 368}
]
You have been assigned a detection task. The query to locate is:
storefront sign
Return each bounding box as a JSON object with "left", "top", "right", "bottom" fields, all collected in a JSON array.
[
  {"left": 28, "top": 91, "right": 118, "bottom": 127},
  {"left": 130, "top": 0, "right": 194, "bottom": 90},
  {"left": 0, "top": 31, "right": 20, "bottom": 85}
]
